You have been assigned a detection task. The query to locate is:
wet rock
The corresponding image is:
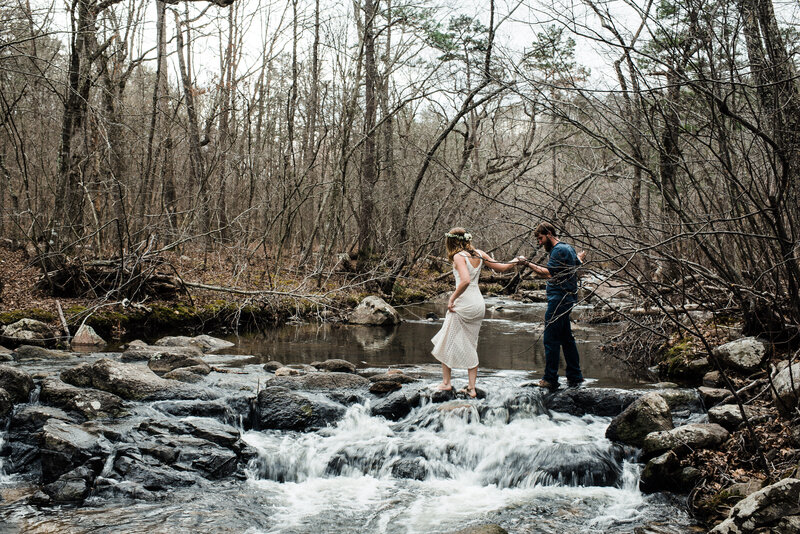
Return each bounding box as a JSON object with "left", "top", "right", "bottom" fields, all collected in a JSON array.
[
  {"left": 148, "top": 352, "right": 210, "bottom": 376},
  {"left": 391, "top": 458, "right": 427, "bottom": 480},
  {"left": 112, "top": 450, "right": 201, "bottom": 491},
  {"left": 274, "top": 366, "right": 300, "bottom": 376},
  {"left": 60, "top": 358, "right": 210, "bottom": 401},
  {"left": 92, "top": 476, "right": 157, "bottom": 501},
  {"left": 643, "top": 423, "right": 729, "bottom": 460},
  {"left": 151, "top": 398, "right": 245, "bottom": 424},
  {"left": 121, "top": 343, "right": 204, "bottom": 363},
  {"left": 347, "top": 296, "right": 401, "bottom": 326},
  {"left": 606, "top": 392, "right": 674, "bottom": 448},
  {"left": 10, "top": 405, "right": 75, "bottom": 438},
  {"left": 267, "top": 372, "right": 369, "bottom": 390},
  {"left": 0, "top": 387, "right": 11, "bottom": 421},
  {"left": 0, "top": 319, "right": 56, "bottom": 347},
  {"left": 444, "top": 525, "right": 508, "bottom": 534},
  {"left": 0, "top": 364, "right": 34, "bottom": 403},
  {"left": 39, "top": 377, "right": 127, "bottom": 419},
  {"left": 262, "top": 361, "right": 284, "bottom": 372},
  {"left": 429, "top": 388, "right": 457, "bottom": 403},
  {"left": 368, "top": 372, "right": 419, "bottom": 384},
  {"left": 371, "top": 389, "right": 421, "bottom": 421},
  {"left": 44, "top": 465, "right": 94, "bottom": 502},
  {"left": 655, "top": 388, "right": 703, "bottom": 414},
  {"left": 543, "top": 387, "right": 639, "bottom": 417},
  {"left": 153, "top": 335, "right": 234, "bottom": 353},
  {"left": 40, "top": 420, "right": 110, "bottom": 483},
  {"left": 708, "top": 404, "right": 771, "bottom": 431},
  {"left": 699, "top": 386, "right": 730, "bottom": 408},
  {"left": 370, "top": 380, "right": 402, "bottom": 395},
  {"left": 255, "top": 386, "right": 345, "bottom": 431},
  {"left": 163, "top": 367, "right": 206, "bottom": 383},
  {"left": 639, "top": 451, "right": 680, "bottom": 493},
  {"left": 712, "top": 337, "right": 768, "bottom": 374},
  {"left": 482, "top": 443, "right": 624, "bottom": 488},
  {"left": 13, "top": 345, "right": 72, "bottom": 360},
  {"left": 772, "top": 362, "right": 800, "bottom": 416},
  {"left": 71, "top": 324, "right": 106, "bottom": 347},
  {"left": 310, "top": 359, "right": 357, "bottom": 373},
  {"left": 710, "top": 478, "right": 800, "bottom": 533}
]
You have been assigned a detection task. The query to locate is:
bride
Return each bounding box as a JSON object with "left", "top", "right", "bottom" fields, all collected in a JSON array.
[{"left": 431, "top": 228, "right": 519, "bottom": 397}]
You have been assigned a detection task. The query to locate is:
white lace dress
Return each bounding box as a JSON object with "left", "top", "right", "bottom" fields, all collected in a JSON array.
[{"left": 431, "top": 251, "right": 485, "bottom": 369}]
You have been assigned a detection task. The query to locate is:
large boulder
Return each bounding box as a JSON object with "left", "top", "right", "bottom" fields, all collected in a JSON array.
[
  {"left": 542, "top": 387, "right": 640, "bottom": 417},
  {"left": 699, "top": 386, "right": 731, "bottom": 408},
  {"left": 0, "top": 318, "right": 56, "bottom": 347},
  {"left": 368, "top": 372, "right": 419, "bottom": 384},
  {"left": 39, "top": 377, "right": 127, "bottom": 419},
  {"left": 121, "top": 343, "right": 204, "bottom": 362},
  {"left": 371, "top": 389, "right": 422, "bottom": 421},
  {"left": 311, "top": 359, "right": 357, "bottom": 373},
  {"left": 60, "top": 358, "right": 209, "bottom": 401},
  {"left": 71, "top": 324, "right": 106, "bottom": 347},
  {"left": 370, "top": 381, "right": 402, "bottom": 395},
  {"left": 643, "top": 423, "right": 729, "bottom": 460},
  {"left": 13, "top": 345, "right": 72, "bottom": 360},
  {"left": 267, "top": 372, "right": 369, "bottom": 390},
  {"left": 347, "top": 296, "right": 401, "bottom": 326},
  {"left": 605, "top": 392, "right": 674, "bottom": 447},
  {"left": 772, "top": 362, "right": 800, "bottom": 416},
  {"left": 44, "top": 465, "right": 95, "bottom": 502},
  {"left": 712, "top": 337, "right": 768, "bottom": 374},
  {"left": 147, "top": 352, "right": 210, "bottom": 376},
  {"left": 39, "top": 420, "right": 111, "bottom": 483},
  {"left": 0, "top": 364, "right": 34, "bottom": 403},
  {"left": 639, "top": 450, "right": 700, "bottom": 493},
  {"left": 254, "top": 386, "right": 345, "bottom": 431},
  {"left": 153, "top": 335, "right": 234, "bottom": 353},
  {"left": 710, "top": 478, "right": 800, "bottom": 533}
]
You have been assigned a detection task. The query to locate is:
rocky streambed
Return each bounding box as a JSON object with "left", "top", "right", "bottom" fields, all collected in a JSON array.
[{"left": 0, "top": 334, "right": 709, "bottom": 533}]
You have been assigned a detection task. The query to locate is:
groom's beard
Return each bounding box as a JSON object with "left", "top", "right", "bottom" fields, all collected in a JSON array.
[{"left": 543, "top": 240, "right": 553, "bottom": 253}]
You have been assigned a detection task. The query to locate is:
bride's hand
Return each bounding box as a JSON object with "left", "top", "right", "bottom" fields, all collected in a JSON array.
[{"left": 447, "top": 299, "right": 456, "bottom": 312}]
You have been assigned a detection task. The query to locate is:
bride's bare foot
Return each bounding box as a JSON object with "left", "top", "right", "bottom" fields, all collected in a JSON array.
[
  {"left": 459, "top": 386, "right": 478, "bottom": 398},
  {"left": 437, "top": 383, "right": 453, "bottom": 391}
]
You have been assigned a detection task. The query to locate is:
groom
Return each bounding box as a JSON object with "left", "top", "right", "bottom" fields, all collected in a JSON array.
[{"left": 517, "top": 222, "right": 586, "bottom": 390}]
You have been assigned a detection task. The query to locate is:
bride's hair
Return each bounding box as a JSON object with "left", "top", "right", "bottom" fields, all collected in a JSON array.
[{"left": 445, "top": 227, "right": 476, "bottom": 261}]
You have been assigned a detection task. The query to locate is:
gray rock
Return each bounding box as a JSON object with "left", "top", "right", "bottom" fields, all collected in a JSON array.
[
  {"left": 92, "top": 477, "right": 157, "bottom": 501},
  {"left": 148, "top": 352, "right": 210, "bottom": 376},
  {"left": 543, "top": 387, "right": 640, "bottom": 417},
  {"left": 274, "top": 366, "right": 301, "bottom": 376},
  {"left": 703, "top": 370, "right": 722, "bottom": 387},
  {"left": 639, "top": 451, "right": 680, "bottom": 493},
  {"left": 643, "top": 423, "right": 729, "bottom": 459},
  {"left": 712, "top": 337, "right": 768, "bottom": 374},
  {"left": 71, "top": 324, "right": 106, "bottom": 347},
  {"left": 311, "top": 359, "right": 357, "bottom": 373},
  {"left": 60, "top": 358, "right": 209, "bottom": 401},
  {"left": 444, "top": 525, "right": 508, "bottom": 534},
  {"left": 656, "top": 388, "right": 703, "bottom": 413},
  {"left": 772, "top": 362, "right": 800, "bottom": 416},
  {"left": 710, "top": 478, "right": 800, "bottom": 533},
  {"left": 44, "top": 465, "right": 94, "bottom": 502},
  {"left": 0, "top": 364, "right": 34, "bottom": 403},
  {"left": 163, "top": 368, "right": 205, "bottom": 383},
  {"left": 708, "top": 404, "right": 771, "bottom": 431},
  {"left": 370, "top": 380, "right": 402, "bottom": 395},
  {"left": 347, "top": 296, "right": 401, "bottom": 326},
  {"left": 391, "top": 458, "right": 427, "bottom": 480},
  {"left": 39, "top": 377, "right": 127, "bottom": 419},
  {"left": 10, "top": 405, "right": 75, "bottom": 437},
  {"left": 0, "top": 345, "right": 11, "bottom": 355},
  {"left": 40, "top": 420, "right": 110, "bottom": 483},
  {"left": 267, "top": 372, "right": 369, "bottom": 390},
  {"left": 605, "top": 392, "right": 674, "bottom": 448},
  {"left": 0, "top": 318, "right": 56, "bottom": 347},
  {"left": 121, "top": 343, "right": 204, "bottom": 363},
  {"left": 699, "top": 386, "right": 731, "bottom": 408},
  {"left": 368, "top": 372, "right": 419, "bottom": 384},
  {"left": 13, "top": 345, "right": 72, "bottom": 360},
  {"left": 255, "top": 386, "right": 345, "bottom": 431},
  {"left": 153, "top": 335, "right": 234, "bottom": 353},
  {"left": 0, "top": 387, "right": 12, "bottom": 420},
  {"left": 262, "top": 360, "right": 284, "bottom": 372},
  {"left": 371, "top": 389, "right": 421, "bottom": 421}
]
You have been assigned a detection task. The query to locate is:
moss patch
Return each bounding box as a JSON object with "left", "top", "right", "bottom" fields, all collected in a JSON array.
[{"left": 0, "top": 309, "right": 56, "bottom": 325}]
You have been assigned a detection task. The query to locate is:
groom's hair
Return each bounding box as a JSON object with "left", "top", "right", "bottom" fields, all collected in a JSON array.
[{"left": 535, "top": 222, "right": 557, "bottom": 237}]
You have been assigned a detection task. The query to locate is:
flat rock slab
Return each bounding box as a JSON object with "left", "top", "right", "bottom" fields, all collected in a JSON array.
[
  {"left": 121, "top": 344, "right": 204, "bottom": 363},
  {"left": 310, "top": 359, "right": 357, "bottom": 373},
  {"left": 267, "top": 372, "right": 369, "bottom": 390},
  {"left": 255, "top": 386, "right": 345, "bottom": 431},
  {"left": 39, "top": 377, "right": 127, "bottom": 419},
  {"left": 13, "top": 345, "right": 73, "bottom": 360},
  {"left": 60, "top": 358, "right": 211, "bottom": 401},
  {"left": 153, "top": 335, "right": 234, "bottom": 353},
  {"left": 643, "top": 423, "right": 729, "bottom": 459}
]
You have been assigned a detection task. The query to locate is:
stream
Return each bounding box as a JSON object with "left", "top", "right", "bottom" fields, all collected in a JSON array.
[{"left": 0, "top": 298, "right": 699, "bottom": 533}]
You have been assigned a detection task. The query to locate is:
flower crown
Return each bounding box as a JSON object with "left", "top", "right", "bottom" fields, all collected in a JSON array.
[{"left": 445, "top": 232, "right": 472, "bottom": 241}]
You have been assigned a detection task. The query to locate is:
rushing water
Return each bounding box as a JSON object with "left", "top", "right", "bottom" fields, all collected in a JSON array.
[{"left": 0, "top": 298, "right": 699, "bottom": 533}]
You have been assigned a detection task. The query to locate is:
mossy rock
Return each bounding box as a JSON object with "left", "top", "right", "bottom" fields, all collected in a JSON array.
[{"left": 0, "top": 309, "right": 56, "bottom": 326}]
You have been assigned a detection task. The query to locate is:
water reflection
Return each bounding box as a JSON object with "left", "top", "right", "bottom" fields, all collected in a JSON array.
[{"left": 222, "top": 298, "right": 638, "bottom": 388}]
